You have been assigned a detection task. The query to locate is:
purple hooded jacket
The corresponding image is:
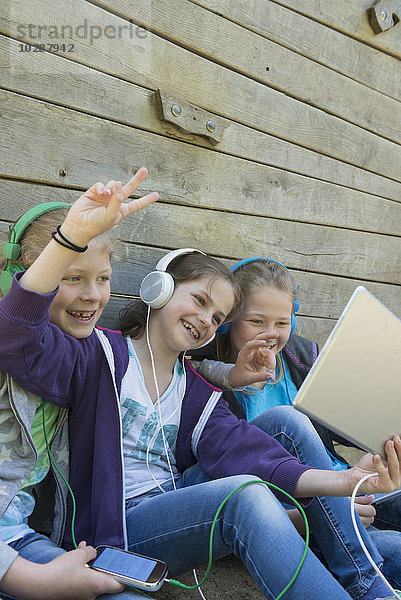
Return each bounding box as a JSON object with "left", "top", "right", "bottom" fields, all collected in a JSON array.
[{"left": 0, "top": 275, "right": 312, "bottom": 550}]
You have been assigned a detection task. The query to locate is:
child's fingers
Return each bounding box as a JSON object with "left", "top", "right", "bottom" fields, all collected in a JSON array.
[
  {"left": 123, "top": 192, "right": 159, "bottom": 216},
  {"left": 242, "top": 371, "right": 273, "bottom": 385},
  {"left": 121, "top": 167, "right": 149, "bottom": 200},
  {"left": 385, "top": 437, "right": 401, "bottom": 488},
  {"left": 245, "top": 339, "right": 272, "bottom": 351},
  {"left": 353, "top": 494, "right": 375, "bottom": 505},
  {"left": 104, "top": 180, "right": 116, "bottom": 194},
  {"left": 258, "top": 348, "right": 276, "bottom": 370},
  {"left": 372, "top": 453, "right": 394, "bottom": 491},
  {"left": 85, "top": 181, "right": 114, "bottom": 198},
  {"left": 394, "top": 434, "right": 401, "bottom": 460},
  {"left": 252, "top": 332, "right": 279, "bottom": 342},
  {"left": 85, "top": 182, "right": 105, "bottom": 197}
]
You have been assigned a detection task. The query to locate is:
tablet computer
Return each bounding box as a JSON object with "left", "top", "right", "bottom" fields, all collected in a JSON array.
[{"left": 293, "top": 286, "right": 401, "bottom": 459}]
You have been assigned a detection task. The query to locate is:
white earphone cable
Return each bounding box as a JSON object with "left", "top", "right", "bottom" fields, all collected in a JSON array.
[
  {"left": 351, "top": 473, "right": 399, "bottom": 599},
  {"left": 144, "top": 305, "right": 177, "bottom": 492},
  {"left": 144, "top": 305, "right": 207, "bottom": 600}
]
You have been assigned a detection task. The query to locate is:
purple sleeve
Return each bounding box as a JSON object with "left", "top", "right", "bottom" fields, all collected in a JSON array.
[
  {"left": 196, "top": 396, "right": 314, "bottom": 503},
  {"left": 0, "top": 274, "right": 100, "bottom": 407}
]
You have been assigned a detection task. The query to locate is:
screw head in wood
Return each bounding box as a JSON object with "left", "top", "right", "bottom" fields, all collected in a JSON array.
[
  {"left": 171, "top": 104, "right": 182, "bottom": 117},
  {"left": 206, "top": 120, "right": 215, "bottom": 132}
]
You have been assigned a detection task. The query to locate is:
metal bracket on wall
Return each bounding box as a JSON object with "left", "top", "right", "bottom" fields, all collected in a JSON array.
[
  {"left": 155, "top": 89, "right": 228, "bottom": 145},
  {"left": 368, "top": 0, "right": 400, "bottom": 32}
]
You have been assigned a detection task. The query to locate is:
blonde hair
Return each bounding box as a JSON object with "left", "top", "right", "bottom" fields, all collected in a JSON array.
[{"left": 217, "top": 259, "right": 296, "bottom": 383}]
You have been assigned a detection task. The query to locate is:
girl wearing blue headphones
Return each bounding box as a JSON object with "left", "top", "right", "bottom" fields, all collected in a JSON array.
[
  {"left": 1, "top": 188, "right": 401, "bottom": 600},
  {"left": 195, "top": 257, "right": 401, "bottom": 592}
]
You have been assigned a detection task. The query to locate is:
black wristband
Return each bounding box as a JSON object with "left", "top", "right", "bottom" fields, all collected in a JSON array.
[{"left": 51, "top": 226, "right": 88, "bottom": 253}]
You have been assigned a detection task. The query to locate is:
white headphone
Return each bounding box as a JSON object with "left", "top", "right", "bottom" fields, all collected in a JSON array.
[
  {"left": 139, "top": 248, "right": 205, "bottom": 309},
  {"left": 139, "top": 248, "right": 215, "bottom": 348}
]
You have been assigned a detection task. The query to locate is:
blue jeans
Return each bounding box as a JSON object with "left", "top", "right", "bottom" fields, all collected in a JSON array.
[
  {"left": 251, "top": 406, "right": 401, "bottom": 590},
  {"left": 125, "top": 464, "right": 355, "bottom": 600},
  {"left": 8, "top": 532, "right": 145, "bottom": 600}
]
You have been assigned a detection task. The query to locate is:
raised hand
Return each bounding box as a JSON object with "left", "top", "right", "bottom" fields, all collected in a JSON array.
[
  {"left": 61, "top": 167, "right": 159, "bottom": 246},
  {"left": 20, "top": 167, "right": 159, "bottom": 296},
  {"left": 228, "top": 332, "right": 278, "bottom": 388}
]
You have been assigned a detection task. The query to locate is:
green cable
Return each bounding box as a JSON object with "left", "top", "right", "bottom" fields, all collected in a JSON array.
[
  {"left": 41, "top": 399, "right": 78, "bottom": 549},
  {"left": 167, "top": 479, "right": 310, "bottom": 600},
  {"left": 41, "top": 402, "right": 309, "bottom": 597}
]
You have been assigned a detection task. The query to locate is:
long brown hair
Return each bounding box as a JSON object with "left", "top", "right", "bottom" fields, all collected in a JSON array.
[{"left": 119, "top": 252, "right": 243, "bottom": 339}]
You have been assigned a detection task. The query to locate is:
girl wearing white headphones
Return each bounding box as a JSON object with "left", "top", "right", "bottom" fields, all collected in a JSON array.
[{"left": 1, "top": 183, "right": 401, "bottom": 600}]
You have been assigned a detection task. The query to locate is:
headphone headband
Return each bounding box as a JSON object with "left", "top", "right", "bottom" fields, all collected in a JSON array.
[
  {"left": 1, "top": 202, "right": 70, "bottom": 295},
  {"left": 8, "top": 202, "right": 70, "bottom": 245},
  {"left": 155, "top": 248, "right": 206, "bottom": 273}
]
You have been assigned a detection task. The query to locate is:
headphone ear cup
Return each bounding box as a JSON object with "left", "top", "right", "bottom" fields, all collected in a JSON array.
[
  {"left": 217, "top": 321, "right": 231, "bottom": 335},
  {"left": 0, "top": 263, "right": 25, "bottom": 296},
  {"left": 140, "top": 271, "right": 175, "bottom": 309}
]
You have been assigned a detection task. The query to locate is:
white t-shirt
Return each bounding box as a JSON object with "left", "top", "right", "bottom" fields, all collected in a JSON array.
[{"left": 120, "top": 337, "right": 185, "bottom": 499}]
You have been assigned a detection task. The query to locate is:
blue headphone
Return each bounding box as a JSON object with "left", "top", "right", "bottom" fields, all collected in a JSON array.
[{"left": 218, "top": 257, "right": 300, "bottom": 336}]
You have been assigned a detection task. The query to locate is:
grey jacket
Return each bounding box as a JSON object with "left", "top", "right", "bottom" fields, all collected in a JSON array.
[{"left": 0, "top": 370, "right": 68, "bottom": 580}]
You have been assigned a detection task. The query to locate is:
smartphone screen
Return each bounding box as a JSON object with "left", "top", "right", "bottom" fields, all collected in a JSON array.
[{"left": 89, "top": 546, "right": 167, "bottom": 590}]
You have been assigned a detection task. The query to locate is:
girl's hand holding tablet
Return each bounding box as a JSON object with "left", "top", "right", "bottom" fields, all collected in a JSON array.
[{"left": 347, "top": 435, "right": 401, "bottom": 495}]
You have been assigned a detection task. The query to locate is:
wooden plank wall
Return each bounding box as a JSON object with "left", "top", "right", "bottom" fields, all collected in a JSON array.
[{"left": 1, "top": 0, "right": 400, "bottom": 347}]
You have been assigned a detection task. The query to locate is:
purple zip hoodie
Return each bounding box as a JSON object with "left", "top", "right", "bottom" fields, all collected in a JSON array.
[{"left": 0, "top": 274, "right": 313, "bottom": 550}]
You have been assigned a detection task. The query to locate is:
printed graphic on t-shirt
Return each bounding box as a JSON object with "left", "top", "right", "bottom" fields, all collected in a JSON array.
[
  {"left": 121, "top": 397, "right": 177, "bottom": 467},
  {"left": 120, "top": 337, "right": 184, "bottom": 498}
]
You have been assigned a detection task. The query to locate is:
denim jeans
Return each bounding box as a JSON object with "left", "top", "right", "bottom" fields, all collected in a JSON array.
[
  {"left": 250, "top": 406, "right": 401, "bottom": 591},
  {"left": 125, "top": 464, "right": 356, "bottom": 600},
  {"left": 8, "top": 532, "right": 145, "bottom": 600}
]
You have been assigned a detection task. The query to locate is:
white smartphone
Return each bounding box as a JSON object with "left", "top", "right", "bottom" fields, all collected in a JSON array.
[{"left": 87, "top": 545, "right": 168, "bottom": 591}]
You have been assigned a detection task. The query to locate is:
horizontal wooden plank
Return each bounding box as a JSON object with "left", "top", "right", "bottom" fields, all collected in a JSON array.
[
  {"left": 2, "top": 181, "right": 399, "bottom": 285},
  {"left": 84, "top": 0, "right": 401, "bottom": 144},
  {"left": 107, "top": 243, "right": 401, "bottom": 317},
  {"left": 1, "top": 94, "right": 401, "bottom": 239},
  {"left": 2, "top": 35, "right": 401, "bottom": 204},
  {"left": 112, "top": 204, "right": 401, "bottom": 285},
  {"left": 0, "top": 211, "right": 401, "bottom": 321},
  {"left": 271, "top": 0, "right": 401, "bottom": 60},
  {"left": 2, "top": 212, "right": 399, "bottom": 346},
  {"left": 193, "top": 0, "right": 401, "bottom": 94},
  {"left": 2, "top": 0, "right": 401, "bottom": 181}
]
